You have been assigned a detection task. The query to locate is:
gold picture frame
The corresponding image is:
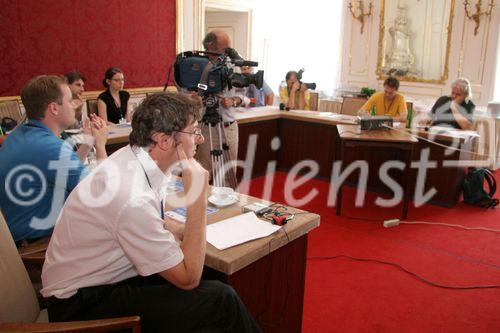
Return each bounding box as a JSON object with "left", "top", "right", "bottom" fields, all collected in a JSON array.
[{"left": 376, "top": 0, "right": 455, "bottom": 84}]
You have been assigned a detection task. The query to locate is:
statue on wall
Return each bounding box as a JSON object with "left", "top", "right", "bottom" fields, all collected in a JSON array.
[{"left": 383, "top": 2, "right": 419, "bottom": 77}]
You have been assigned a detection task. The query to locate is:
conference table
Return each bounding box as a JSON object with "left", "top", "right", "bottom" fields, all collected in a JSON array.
[
  {"left": 165, "top": 192, "right": 320, "bottom": 333},
  {"left": 336, "top": 124, "right": 418, "bottom": 219},
  {"left": 107, "top": 107, "right": 478, "bottom": 208}
]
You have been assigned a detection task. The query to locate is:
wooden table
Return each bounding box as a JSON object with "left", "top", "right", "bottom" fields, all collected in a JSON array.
[
  {"left": 108, "top": 106, "right": 477, "bottom": 207},
  {"left": 336, "top": 125, "right": 418, "bottom": 219},
  {"left": 165, "top": 193, "right": 320, "bottom": 333}
]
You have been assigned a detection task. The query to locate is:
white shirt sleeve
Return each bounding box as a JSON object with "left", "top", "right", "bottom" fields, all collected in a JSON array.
[{"left": 114, "top": 196, "right": 184, "bottom": 276}]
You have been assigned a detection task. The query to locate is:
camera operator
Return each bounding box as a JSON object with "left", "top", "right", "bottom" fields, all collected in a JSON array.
[
  {"left": 279, "top": 71, "right": 311, "bottom": 110},
  {"left": 195, "top": 30, "right": 250, "bottom": 181}
]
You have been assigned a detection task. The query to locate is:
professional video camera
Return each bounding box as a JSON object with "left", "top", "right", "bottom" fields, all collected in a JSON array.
[
  {"left": 297, "top": 68, "right": 316, "bottom": 91},
  {"left": 174, "top": 49, "right": 263, "bottom": 93},
  {"left": 173, "top": 48, "right": 263, "bottom": 125}
]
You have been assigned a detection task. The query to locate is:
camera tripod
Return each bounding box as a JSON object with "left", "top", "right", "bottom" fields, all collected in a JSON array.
[{"left": 198, "top": 96, "right": 238, "bottom": 189}]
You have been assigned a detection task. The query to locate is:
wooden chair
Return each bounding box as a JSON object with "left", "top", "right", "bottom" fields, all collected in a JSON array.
[
  {"left": 0, "top": 100, "right": 22, "bottom": 122},
  {"left": 0, "top": 211, "right": 141, "bottom": 332},
  {"left": 308, "top": 92, "right": 319, "bottom": 111},
  {"left": 340, "top": 96, "right": 367, "bottom": 116},
  {"left": 86, "top": 99, "right": 98, "bottom": 116}
]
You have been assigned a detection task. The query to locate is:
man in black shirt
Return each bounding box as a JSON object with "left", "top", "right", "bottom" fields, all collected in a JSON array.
[{"left": 430, "top": 78, "right": 475, "bottom": 130}]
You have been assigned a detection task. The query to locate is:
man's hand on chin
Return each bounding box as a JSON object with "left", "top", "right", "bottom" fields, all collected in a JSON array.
[{"left": 164, "top": 220, "right": 185, "bottom": 243}]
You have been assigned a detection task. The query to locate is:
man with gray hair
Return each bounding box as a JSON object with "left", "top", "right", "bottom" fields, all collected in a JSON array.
[{"left": 430, "top": 77, "right": 475, "bottom": 130}]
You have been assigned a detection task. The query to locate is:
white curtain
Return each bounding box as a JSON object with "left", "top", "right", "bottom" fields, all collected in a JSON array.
[
  {"left": 494, "top": 29, "right": 500, "bottom": 102},
  {"left": 251, "top": 0, "right": 344, "bottom": 98}
]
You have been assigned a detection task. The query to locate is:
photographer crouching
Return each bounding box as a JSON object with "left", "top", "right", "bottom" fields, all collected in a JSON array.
[{"left": 279, "top": 70, "right": 316, "bottom": 110}]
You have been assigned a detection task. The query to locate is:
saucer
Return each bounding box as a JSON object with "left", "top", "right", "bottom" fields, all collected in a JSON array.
[{"left": 208, "top": 194, "right": 239, "bottom": 208}]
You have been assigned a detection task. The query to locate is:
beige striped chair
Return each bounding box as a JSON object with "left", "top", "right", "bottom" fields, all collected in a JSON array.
[
  {"left": 0, "top": 100, "right": 22, "bottom": 122},
  {"left": 86, "top": 99, "right": 98, "bottom": 116},
  {"left": 340, "top": 96, "right": 368, "bottom": 116},
  {"left": 0, "top": 211, "right": 141, "bottom": 332}
]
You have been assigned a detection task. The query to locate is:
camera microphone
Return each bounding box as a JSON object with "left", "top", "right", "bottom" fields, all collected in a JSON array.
[
  {"left": 225, "top": 48, "right": 258, "bottom": 67},
  {"left": 225, "top": 48, "right": 242, "bottom": 60},
  {"left": 232, "top": 60, "right": 259, "bottom": 67}
]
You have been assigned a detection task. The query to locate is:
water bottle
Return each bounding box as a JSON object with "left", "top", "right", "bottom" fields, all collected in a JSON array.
[
  {"left": 371, "top": 105, "right": 377, "bottom": 116},
  {"left": 406, "top": 103, "right": 413, "bottom": 129},
  {"left": 87, "top": 147, "right": 97, "bottom": 170}
]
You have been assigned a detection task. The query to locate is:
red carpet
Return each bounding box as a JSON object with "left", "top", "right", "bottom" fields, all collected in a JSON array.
[{"left": 244, "top": 171, "right": 500, "bottom": 332}]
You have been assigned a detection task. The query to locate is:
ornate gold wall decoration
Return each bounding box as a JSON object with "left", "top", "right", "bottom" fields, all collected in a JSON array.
[
  {"left": 348, "top": 0, "right": 373, "bottom": 34},
  {"left": 463, "top": 0, "right": 495, "bottom": 36}
]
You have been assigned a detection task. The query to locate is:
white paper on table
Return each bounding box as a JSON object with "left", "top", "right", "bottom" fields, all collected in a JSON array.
[
  {"left": 326, "top": 114, "right": 358, "bottom": 124},
  {"left": 428, "top": 126, "right": 480, "bottom": 139},
  {"left": 206, "top": 212, "right": 281, "bottom": 250}
]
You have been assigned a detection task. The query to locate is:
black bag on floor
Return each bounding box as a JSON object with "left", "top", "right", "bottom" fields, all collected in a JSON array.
[
  {"left": 1, "top": 116, "right": 17, "bottom": 133},
  {"left": 462, "top": 168, "right": 498, "bottom": 208}
]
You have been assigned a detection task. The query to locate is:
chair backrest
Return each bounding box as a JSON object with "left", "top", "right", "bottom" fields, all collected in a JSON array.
[
  {"left": 86, "top": 99, "right": 98, "bottom": 116},
  {"left": 340, "top": 96, "right": 367, "bottom": 116},
  {"left": 0, "top": 211, "right": 40, "bottom": 322},
  {"left": 309, "top": 92, "right": 319, "bottom": 111},
  {"left": 0, "top": 100, "right": 22, "bottom": 122}
]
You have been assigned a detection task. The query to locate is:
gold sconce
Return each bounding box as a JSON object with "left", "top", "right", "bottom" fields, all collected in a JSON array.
[
  {"left": 463, "top": 0, "right": 495, "bottom": 36},
  {"left": 348, "top": 0, "right": 373, "bottom": 34}
]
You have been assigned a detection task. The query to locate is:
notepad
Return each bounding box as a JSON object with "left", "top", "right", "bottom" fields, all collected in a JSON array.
[{"left": 206, "top": 212, "right": 281, "bottom": 250}]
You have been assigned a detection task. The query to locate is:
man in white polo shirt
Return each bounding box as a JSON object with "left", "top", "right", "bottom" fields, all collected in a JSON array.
[{"left": 41, "top": 93, "right": 261, "bottom": 333}]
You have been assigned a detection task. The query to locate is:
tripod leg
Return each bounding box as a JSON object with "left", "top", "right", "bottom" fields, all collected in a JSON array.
[
  {"left": 208, "top": 124, "right": 219, "bottom": 187},
  {"left": 216, "top": 123, "right": 226, "bottom": 188},
  {"left": 218, "top": 123, "right": 238, "bottom": 189}
]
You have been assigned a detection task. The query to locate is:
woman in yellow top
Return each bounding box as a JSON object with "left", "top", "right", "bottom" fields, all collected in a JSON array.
[
  {"left": 360, "top": 77, "right": 408, "bottom": 122},
  {"left": 279, "top": 71, "right": 310, "bottom": 110}
]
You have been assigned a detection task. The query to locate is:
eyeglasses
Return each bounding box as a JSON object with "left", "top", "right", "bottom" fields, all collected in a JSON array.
[
  {"left": 111, "top": 78, "right": 125, "bottom": 82},
  {"left": 173, "top": 128, "right": 203, "bottom": 137}
]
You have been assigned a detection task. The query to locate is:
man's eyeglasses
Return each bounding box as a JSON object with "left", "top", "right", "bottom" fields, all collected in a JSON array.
[{"left": 173, "top": 128, "right": 203, "bottom": 137}]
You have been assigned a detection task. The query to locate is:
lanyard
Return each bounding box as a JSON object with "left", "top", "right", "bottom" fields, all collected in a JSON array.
[{"left": 134, "top": 148, "right": 165, "bottom": 220}]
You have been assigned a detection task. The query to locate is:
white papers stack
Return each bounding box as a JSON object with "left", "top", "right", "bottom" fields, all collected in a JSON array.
[
  {"left": 428, "top": 126, "right": 480, "bottom": 139},
  {"left": 326, "top": 114, "right": 358, "bottom": 124},
  {"left": 206, "top": 212, "right": 281, "bottom": 250}
]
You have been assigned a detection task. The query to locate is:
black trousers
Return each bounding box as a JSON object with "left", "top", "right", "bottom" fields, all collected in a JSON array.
[{"left": 47, "top": 275, "right": 261, "bottom": 333}]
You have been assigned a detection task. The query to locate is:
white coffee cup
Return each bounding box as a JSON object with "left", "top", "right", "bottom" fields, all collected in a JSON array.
[{"left": 212, "top": 187, "right": 234, "bottom": 202}]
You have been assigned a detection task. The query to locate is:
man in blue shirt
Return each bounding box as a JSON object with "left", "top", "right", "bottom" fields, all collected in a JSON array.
[{"left": 0, "top": 75, "right": 107, "bottom": 243}]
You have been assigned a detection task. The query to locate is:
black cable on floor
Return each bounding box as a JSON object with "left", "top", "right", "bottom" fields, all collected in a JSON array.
[{"left": 308, "top": 254, "right": 500, "bottom": 290}]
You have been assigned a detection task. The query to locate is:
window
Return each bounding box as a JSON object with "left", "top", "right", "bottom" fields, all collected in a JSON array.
[
  {"left": 251, "top": 0, "right": 344, "bottom": 97},
  {"left": 493, "top": 29, "right": 500, "bottom": 102}
]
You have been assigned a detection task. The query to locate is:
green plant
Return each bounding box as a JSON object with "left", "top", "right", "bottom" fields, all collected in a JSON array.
[{"left": 360, "top": 87, "right": 376, "bottom": 97}]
